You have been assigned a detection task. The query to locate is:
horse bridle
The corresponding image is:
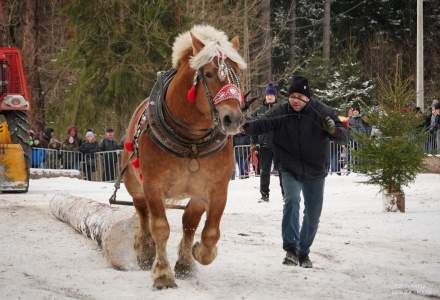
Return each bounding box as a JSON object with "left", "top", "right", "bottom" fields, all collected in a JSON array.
[{"left": 162, "top": 58, "right": 243, "bottom": 137}]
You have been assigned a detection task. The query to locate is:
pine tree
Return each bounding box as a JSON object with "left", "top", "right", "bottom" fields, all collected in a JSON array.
[
  {"left": 314, "top": 39, "right": 374, "bottom": 110},
  {"left": 352, "top": 57, "right": 425, "bottom": 213},
  {"left": 57, "top": 1, "right": 183, "bottom": 135}
]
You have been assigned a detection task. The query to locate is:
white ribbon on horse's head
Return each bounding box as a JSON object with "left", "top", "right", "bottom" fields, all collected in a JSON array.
[{"left": 212, "top": 83, "right": 243, "bottom": 106}]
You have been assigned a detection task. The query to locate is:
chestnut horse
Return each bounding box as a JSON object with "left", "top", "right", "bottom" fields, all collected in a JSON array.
[{"left": 121, "top": 25, "right": 246, "bottom": 289}]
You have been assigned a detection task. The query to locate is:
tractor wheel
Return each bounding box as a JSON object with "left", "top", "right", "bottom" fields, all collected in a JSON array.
[{"left": 5, "top": 110, "right": 31, "bottom": 192}]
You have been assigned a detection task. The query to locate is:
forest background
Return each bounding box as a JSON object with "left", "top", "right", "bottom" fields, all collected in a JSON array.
[{"left": 0, "top": 0, "right": 439, "bottom": 138}]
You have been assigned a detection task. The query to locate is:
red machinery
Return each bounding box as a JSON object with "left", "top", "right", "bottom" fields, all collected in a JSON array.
[{"left": 0, "top": 47, "right": 31, "bottom": 192}]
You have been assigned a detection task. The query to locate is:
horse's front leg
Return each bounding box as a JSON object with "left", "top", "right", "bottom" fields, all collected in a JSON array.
[
  {"left": 133, "top": 203, "right": 155, "bottom": 270},
  {"left": 147, "top": 191, "right": 176, "bottom": 289},
  {"left": 192, "top": 189, "right": 227, "bottom": 265},
  {"left": 175, "top": 199, "right": 205, "bottom": 278}
]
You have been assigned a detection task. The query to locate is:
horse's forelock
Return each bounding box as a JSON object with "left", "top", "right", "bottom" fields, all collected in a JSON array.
[{"left": 172, "top": 25, "right": 247, "bottom": 70}]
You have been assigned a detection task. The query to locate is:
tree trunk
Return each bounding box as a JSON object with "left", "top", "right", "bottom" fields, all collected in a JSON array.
[
  {"left": 288, "top": 0, "right": 296, "bottom": 67},
  {"left": 0, "top": 0, "right": 9, "bottom": 45},
  {"left": 49, "top": 194, "right": 139, "bottom": 270},
  {"left": 383, "top": 190, "right": 405, "bottom": 213},
  {"left": 323, "top": 0, "right": 331, "bottom": 63},
  {"left": 22, "top": 0, "right": 45, "bottom": 132},
  {"left": 261, "top": 0, "right": 272, "bottom": 81}
]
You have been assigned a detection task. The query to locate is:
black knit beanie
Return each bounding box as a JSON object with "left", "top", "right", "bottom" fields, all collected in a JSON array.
[{"left": 288, "top": 75, "right": 311, "bottom": 98}]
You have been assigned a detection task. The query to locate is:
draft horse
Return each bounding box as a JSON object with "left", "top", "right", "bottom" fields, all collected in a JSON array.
[{"left": 121, "top": 25, "right": 247, "bottom": 289}]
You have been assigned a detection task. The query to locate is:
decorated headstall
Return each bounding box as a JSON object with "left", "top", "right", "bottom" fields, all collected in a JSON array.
[{"left": 186, "top": 52, "right": 243, "bottom": 107}]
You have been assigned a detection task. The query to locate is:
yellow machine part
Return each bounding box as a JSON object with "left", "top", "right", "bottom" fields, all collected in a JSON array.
[
  {"left": 0, "top": 117, "right": 12, "bottom": 144},
  {"left": 0, "top": 144, "right": 29, "bottom": 191},
  {"left": 0, "top": 118, "right": 29, "bottom": 192}
]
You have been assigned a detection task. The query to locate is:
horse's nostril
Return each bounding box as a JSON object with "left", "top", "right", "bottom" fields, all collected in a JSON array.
[{"left": 223, "top": 115, "right": 232, "bottom": 127}]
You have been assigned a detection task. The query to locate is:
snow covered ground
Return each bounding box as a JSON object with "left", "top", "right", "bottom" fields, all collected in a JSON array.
[{"left": 0, "top": 174, "right": 439, "bottom": 300}]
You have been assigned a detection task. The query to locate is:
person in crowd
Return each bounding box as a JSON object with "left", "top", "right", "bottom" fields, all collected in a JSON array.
[
  {"left": 46, "top": 137, "right": 62, "bottom": 169},
  {"left": 428, "top": 101, "right": 440, "bottom": 154},
  {"left": 99, "top": 128, "right": 122, "bottom": 181},
  {"left": 250, "top": 82, "right": 279, "bottom": 202},
  {"left": 348, "top": 105, "right": 371, "bottom": 135},
  {"left": 67, "top": 126, "right": 83, "bottom": 146},
  {"left": 31, "top": 137, "right": 45, "bottom": 168},
  {"left": 27, "top": 129, "right": 36, "bottom": 147},
  {"left": 329, "top": 114, "right": 349, "bottom": 175},
  {"left": 62, "top": 126, "right": 82, "bottom": 169},
  {"left": 242, "top": 75, "right": 348, "bottom": 268},
  {"left": 79, "top": 130, "right": 99, "bottom": 181},
  {"left": 40, "top": 127, "right": 54, "bottom": 148},
  {"left": 232, "top": 132, "right": 251, "bottom": 179}
]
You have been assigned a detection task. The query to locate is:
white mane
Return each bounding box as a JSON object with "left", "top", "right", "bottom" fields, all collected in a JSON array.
[{"left": 172, "top": 25, "right": 247, "bottom": 70}]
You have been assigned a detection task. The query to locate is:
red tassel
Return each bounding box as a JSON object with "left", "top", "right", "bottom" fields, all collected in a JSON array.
[
  {"left": 139, "top": 173, "right": 143, "bottom": 180},
  {"left": 131, "top": 157, "right": 140, "bottom": 168},
  {"left": 124, "top": 141, "right": 134, "bottom": 152},
  {"left": 186, "top": 85, "right": 196, "bottom": 104}
]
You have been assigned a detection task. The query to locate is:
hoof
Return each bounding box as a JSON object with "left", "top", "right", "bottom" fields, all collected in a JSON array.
[
  {"left": 174, "top": 260, "right": 195, "bottom": 279},
  {"left": 192, "top": 241, "right": 217, "bottom": 265},
  {"left": 153, "top": 275, "right": 178, "bottom": 290}
]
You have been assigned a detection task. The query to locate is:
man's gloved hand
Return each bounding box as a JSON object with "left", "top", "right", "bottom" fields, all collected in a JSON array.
[{"left": 322, "top": 116, "right": 337, "bottom": 135}]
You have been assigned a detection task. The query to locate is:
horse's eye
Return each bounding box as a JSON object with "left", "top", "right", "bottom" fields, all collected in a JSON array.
[{"left": 205, "top": 71, "right": 213, "bottom": 79}]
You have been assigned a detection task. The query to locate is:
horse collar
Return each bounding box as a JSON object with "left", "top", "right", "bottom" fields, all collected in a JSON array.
[{"left": 142, "top": 69, "right": 228, "bottom": 159}]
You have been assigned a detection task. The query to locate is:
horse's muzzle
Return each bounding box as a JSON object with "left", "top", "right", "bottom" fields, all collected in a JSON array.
[{"left": 218, "top": 107, "right": 243, "bottom": 135}]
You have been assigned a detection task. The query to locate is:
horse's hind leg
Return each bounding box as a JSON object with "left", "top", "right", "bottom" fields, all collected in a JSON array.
[
  {"left": 175, "top": 200, "right": 205, "bottom": 279},
  {"left": 134, "top": 203, "right": 155, "bottom": 270},
  {"left": 192, "top": 192, "right": 227, "bottom": 265}
]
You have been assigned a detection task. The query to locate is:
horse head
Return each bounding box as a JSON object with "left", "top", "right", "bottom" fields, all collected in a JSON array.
[{"left": 171, "top": 25, "right": 247, "bottom": 135}]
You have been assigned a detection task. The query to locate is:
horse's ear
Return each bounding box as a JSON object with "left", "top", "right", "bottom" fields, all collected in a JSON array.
[
  {"left": 190, "top": 32, "right": 204, "bottom": 55},
  {"left": 231, "top": 36, "right": 240, "bottom": 50}
]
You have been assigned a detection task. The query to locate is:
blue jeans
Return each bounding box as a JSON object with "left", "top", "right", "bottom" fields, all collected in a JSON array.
[{"left": 281, "top": 171, "right": 325, "bottom": 256}]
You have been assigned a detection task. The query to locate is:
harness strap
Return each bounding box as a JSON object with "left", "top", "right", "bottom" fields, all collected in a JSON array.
[{"left": 108, "top": 151, "right": 136, "bottom": 206}]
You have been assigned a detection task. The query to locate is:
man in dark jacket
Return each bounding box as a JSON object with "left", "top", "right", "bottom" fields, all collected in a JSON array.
[
  {"left": 99, "top": 128, "right": 122, "bottom": 181},
  {"left": 243, "top": 76, "right": 348, "bottom": 268},
  {"left": 250, "top": 82, "right": 278, "bottom": 201}
]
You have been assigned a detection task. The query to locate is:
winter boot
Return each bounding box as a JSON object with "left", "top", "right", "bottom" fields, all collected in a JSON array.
[
  {"left": 299, "top": 255, "right": 313, "bottom": 268},
  {"left": 282, "top": 251, "right": 298, "bottom": 266},
  {"left": 259, "top": 193, "right": 269, "bottom": 202}
]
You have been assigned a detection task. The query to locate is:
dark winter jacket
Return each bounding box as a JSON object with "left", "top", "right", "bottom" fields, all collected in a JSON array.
[
  {"left": 243, "top": 99, "right": 349, "bottom": 181},
  {"left": 250, "top": 102, "right": 276, "bottom": 148},
  {"left": 80, "top": 141, "right": 99, "bottom": 155},
  {"left": 99, "top": 138, "right": 122, "bottom": 152},
  {"left": 62, "top": 137, "right": 81, "bottom": 152},
  {"left": 349, "top": 115, "right": 371, "bottom": 135},
  {"left": 79, "top": 141, "right": 99, "bottom": 167},
  {"left": 40, "top": 128, "right": 54, "bottom": 148},
  {"left": 233, "top": 133, "right": 251, "bottom": 146},
  {"left": 428, "top": 114, "right": 440, "bottom": 134}
]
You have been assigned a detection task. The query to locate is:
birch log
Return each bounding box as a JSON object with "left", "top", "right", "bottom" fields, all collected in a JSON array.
[{"left": 49, "top": 194, "right": 139, "bottom": 271}]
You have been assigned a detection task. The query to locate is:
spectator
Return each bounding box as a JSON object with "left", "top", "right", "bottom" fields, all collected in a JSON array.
[
  {"left": 347, "top": 106, "right": 371, "bottom": 172},
  {"left": 250, "top": 82, "right": 280, "bottom": 202},
  {"left": 348, "top": 106, "right": 371, "bottom": 135},
  {"left": 40, "top": 128, "right": 54, "bottom": 148},
  {"left": 62, "top": 127, "right": 81, "bottom": 170},
  {"left": 46, "top": 137, "right": 62, "bottom": 169},
  {"left": 31, "top": 138, "right": 45, "bottom": 168},
  {"left": 99, "top": 128, "right": 121, "bottom": 181},
  {"left": 428, "top": 101, "right": 440, "bottom": 154},
  {"left": 80, "top": 130, "right": 99, "bottom": 181}
]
